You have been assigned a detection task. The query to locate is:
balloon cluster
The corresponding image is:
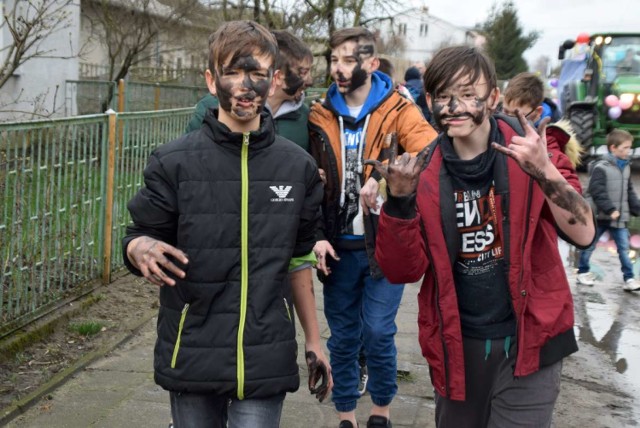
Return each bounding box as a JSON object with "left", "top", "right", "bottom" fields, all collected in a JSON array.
[{"left": 605, "top": 94, "right": 636, "bottom": 119}]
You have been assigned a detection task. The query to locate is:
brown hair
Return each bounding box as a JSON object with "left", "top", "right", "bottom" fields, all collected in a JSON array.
[
  {"left": 329, "top": 27, "right": 377, "bottom": 55},
  {"left": 208, "top": 21, "right": 277, "bottom": 73},
  {"left": 272, "top": 30, "right": 313, "bottom": 70},
  {"left": 504, "top": 72, "right": 544, "bottom": 108},
  {"left": 423, "top": 46, "right": 496, "bottom": 100},
  {"left": 377, "top": 57, "right": 394, "bottom": 77},
  {"left": 607, "top": 129, "right": 634, "bottom": 148}
]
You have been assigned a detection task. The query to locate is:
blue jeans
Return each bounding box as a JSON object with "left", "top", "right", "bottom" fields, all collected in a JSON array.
[
  {"left": 170, "top": 391, "right": 285, "bottom": 428},
  {"left": 578, "top": 225, "right": 633, "bottom": 281},
  {"left": 323, "top": 248, "right": 404, "bottom": 412}
]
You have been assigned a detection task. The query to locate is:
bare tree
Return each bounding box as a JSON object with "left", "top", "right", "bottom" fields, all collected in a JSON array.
[
  {"left": 0, "top": 0, "right": 75, "bottom": 90},
  {"left": 81, "top": 0, "right": 213, "bottom": 111},
  {"left": 82, "top": 0, "right": 208, "bottom": 84}
]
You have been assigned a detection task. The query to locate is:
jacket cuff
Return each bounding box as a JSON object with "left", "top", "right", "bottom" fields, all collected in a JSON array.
[
  {"left": 316, "top": 228, "right": 328, "bottom": 242},
  {"left": 383, "top": 193, "right": 417, "bottom": 219},
  {"left": 371, "top": 169, "right": 382, "bottom": 182}
]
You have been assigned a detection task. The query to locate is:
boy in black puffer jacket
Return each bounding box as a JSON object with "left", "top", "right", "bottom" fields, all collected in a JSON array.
[{"left": 123, "top": 20, "right": 332, "bottom": 428}]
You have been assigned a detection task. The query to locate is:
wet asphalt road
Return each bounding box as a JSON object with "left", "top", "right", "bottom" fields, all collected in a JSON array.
[{"left": 569, "top": 164, "right": 640, "bottom": 415}]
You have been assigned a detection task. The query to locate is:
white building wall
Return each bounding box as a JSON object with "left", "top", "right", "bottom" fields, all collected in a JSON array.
[
  {"left": 0, "top": 0, "right": 80, "bottom": 122},
  {"left": 378, "top": 7, "right": 472, "bottom": 66}
]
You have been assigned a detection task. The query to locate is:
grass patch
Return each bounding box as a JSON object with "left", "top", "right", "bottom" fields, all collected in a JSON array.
[
  {"left": 69, "top": 321, "right": 103, "bottom": 337},
  {"left": 396, "top": 369, "right": 415, "bottom": 382}
]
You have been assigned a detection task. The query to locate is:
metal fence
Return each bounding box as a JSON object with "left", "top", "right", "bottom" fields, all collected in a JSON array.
[
  {"left": 0, "top": 108, "right": 193, "bottom": 333},
  {"left": 66, "top": 80, "right": 209, "bottom": 115}
]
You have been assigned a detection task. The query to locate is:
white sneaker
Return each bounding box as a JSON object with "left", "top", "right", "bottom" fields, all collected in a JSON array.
[
  {"left": 576, "top": 272, "right": 595, "bottom": 286},
  {"left": 623, "top": 278, "right": 640, "bottom": 292}
]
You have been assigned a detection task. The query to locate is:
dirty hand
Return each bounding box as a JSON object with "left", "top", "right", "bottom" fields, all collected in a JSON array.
[
  {"left": 313, "top": 240, "right": 339, "bottom": 276},
  {"left": 492, "top": 110, "right": 552, "bottom": 178},
  {"left": 364, "top": 133, "right": 428, "bottom": 197},
  {"left": 359, "top": 177, "right": 380, "bottom": 214},
  {"left": 305, "top": 345, "right": 333, "bottom": 402},
  {"left": 126, "top": 236, "right": 188, "bottom": 286},
  {"left": 611, "top": 210, "right": 621, "bottom": 220}
]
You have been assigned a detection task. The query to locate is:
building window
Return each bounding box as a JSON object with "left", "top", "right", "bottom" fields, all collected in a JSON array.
[
  {"left": 398, "top": 23, "right": 407, "bottom": 36},
  {"left": 420, "top": 23, "right": 429, "bottom": 37}
]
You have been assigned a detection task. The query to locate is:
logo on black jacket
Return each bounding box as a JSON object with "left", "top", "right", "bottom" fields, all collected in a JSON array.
[{"left": 270, "top": 185, "right": 294, "bottom": 202}]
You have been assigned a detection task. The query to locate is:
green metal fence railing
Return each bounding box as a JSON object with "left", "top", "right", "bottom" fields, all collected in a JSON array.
[
  {"left": 0, "top": 108, "right": 193, "bottom": 332},
  {"left": 66, "top": 80, "right": 209, "bottom": 115}
]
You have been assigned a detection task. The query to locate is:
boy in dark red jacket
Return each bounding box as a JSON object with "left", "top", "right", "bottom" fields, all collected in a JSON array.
[{"left": 366, "top": 46, "right": 595, "bottom": 428}]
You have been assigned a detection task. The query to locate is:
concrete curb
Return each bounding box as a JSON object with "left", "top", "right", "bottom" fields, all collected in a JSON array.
[{"left": 0, "top": 308, "right": 157, "bottom": 426}]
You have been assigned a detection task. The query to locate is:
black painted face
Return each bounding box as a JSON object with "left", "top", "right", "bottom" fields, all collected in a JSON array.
[
  {"left": 430, "top": 75, "right": 494, "bottom": 138},
  {"left": 281, "top": 58, "right": 312, "bottom": 102},
  {"left": 330, "top": 41, "right": 375, "bottom": 94},
  {"left": 214, "top": 53, "right": 273, "bottom": 122}
]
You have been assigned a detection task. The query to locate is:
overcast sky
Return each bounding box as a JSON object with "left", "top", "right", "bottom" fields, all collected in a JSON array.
[{"left": 419, "top": 0, "right": 638, "bottom": 68}]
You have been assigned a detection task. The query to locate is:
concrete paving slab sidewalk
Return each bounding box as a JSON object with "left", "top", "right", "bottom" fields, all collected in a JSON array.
[
  {"left": 5, "top": 280, "right": 435, "bottom": 428},
  {"left": 4, "top": 247, "right": 640, "bottom": 427}
]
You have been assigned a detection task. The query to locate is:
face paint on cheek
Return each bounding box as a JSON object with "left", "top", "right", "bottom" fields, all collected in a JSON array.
[
  {"left": 471, "top": 99, "right": 487, "bottom": 125},
  {"left": 283, "top": 67, "right": 305, "bottom": 97},
  {"left": 214, "top": 73, "right": 234, "bottom": 112},
  {"left": 348, "top": 65, "right": 367, "bottom": 93},
  {"left": 432, "top": 102, "right": 448, "bottom": 131}
]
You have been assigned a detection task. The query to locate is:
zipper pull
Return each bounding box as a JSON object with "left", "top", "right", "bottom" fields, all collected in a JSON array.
[
  {"left": 182, "top": 303, "right": 190, "bottom": 313},
  {"left": 243, "top": 132, "right": 250, "bottom": 146}
]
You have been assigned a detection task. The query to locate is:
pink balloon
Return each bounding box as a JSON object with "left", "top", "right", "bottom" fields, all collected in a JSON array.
[
  {"left": 620, "top": 98, "right": 633, "bottom": 110},
  {"left": 604, "top": 94, "right": 619, "bottom": 107},
  {"left": 608, "top": 106, "right": 622, "bottom": 119},
  {"left": 630, "top": 234, "right": 640, "bottom": 249}
]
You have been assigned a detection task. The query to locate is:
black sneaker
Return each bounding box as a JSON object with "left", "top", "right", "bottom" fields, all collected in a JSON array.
[
  {"left": 339, "top": 421, "right": 357, "bottom": 428},
  {"left": 367, "top": 415, "right": 392, "bottom": 428},
  {"left": 357, "top": 364, "right": 368, "bottom": 396}
]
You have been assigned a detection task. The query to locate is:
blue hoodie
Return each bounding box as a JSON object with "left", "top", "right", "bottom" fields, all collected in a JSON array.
[
  {"left": 324, "top": 71, "right": 394, "bottom": 239},
  {"left": 326, "top": 70, "right": 393, "bottom": 122}
]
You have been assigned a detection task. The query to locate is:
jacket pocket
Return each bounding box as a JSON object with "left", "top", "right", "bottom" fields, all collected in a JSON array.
[{"left": 171, "top": 303, "right": 190, "bottom": 369}]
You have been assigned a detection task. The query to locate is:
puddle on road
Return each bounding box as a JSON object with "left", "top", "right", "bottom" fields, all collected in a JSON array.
[{"left": 560, "top": 241, "right": 640, "bottom": 394}]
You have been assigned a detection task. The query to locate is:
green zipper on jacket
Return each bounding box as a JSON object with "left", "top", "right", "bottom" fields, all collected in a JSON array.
[
  {"left": 284, "top": 297, "right": 292, "bottom": 322},
  {"left": 237, "top": 132, "right": 250, "bottom": 400},
  {"left": 171, "top": 303, "right": 190, "bottom": 368}
]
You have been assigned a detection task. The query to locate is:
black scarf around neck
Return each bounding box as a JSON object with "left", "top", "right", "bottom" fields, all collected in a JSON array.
[{"left": 439, "top": 117, "right": 502, "bottom": 182}]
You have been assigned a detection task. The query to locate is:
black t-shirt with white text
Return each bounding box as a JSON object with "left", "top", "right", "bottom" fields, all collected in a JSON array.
[{"left": 441, "top": 136, "right": 516, "bottom": 339}]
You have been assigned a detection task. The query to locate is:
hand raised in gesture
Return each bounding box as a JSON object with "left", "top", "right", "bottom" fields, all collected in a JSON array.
[
  {"left": 364, "top": 133, "right": 429, "bottom": 197},
  {"left": 492, "top": 110, "right": 552, "bottom": 179}
]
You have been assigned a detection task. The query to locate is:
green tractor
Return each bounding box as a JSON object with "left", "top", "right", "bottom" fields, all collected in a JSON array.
[{"left": 557, "top": 33, "right": 640, "bottom": 157}]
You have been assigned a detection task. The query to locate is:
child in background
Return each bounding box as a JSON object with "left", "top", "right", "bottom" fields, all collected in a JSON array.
[
  {"left": 577, "top": 129, "right": 640, "bottom": 291},
  {"left": 503, "top": 72, "right": 561, "bottom": 127},
  {"left": 503, "top": 72, "right": 582, "bottom": 168}
]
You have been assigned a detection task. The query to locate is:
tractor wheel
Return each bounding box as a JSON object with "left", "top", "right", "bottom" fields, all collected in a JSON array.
[{"left": 569, "top": 108, "right": 595, "bottom": 150}]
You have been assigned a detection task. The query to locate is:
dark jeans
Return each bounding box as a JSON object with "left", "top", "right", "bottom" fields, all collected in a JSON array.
[
  {"left": 170, "top": 391, "right": 285, "bottom": 428},
  {"left": 323, "top": 248, "right": 404, "bottom": 412},
  {"left": 578, "top": 225, "right": 633, "bottom": 281}
]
